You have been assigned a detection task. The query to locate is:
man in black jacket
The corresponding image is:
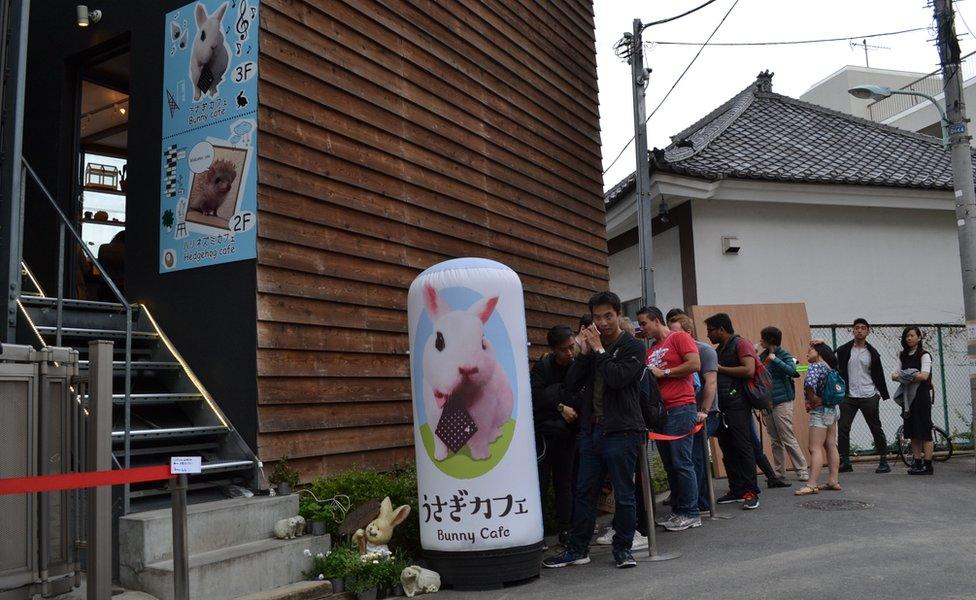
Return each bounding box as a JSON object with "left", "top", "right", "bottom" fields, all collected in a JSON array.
[
  {"left": 531, "top": 325, "right": 579, "bottom": 546},
  {"left": 835, "top": 318, "right": 892, "bottom": 473},
  {"left": 543, "top": 292, "right": 645, "bottom": 570}
]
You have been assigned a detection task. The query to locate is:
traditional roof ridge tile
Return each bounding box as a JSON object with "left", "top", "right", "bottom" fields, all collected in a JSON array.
[{"left": 604, "top": 71, "right": 972, "bottom": 207}]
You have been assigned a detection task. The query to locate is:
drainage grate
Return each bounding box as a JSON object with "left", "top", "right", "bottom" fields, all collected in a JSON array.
[{"left": 800, "top": 499, "right": 874, "bottom": 511}]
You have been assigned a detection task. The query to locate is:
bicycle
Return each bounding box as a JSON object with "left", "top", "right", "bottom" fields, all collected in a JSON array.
[{"left": 895, "top": 423, "right": 953, "bottom": 467}]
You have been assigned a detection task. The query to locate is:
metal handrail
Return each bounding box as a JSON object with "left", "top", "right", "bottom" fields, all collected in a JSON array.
[{"left": 21, "top": 158, "right": 134, "bottom": 514}]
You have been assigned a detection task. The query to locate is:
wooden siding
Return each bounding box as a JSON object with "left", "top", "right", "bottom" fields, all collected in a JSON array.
[{"left": 257, "top": 0, "right": 607, "bottom": 481}]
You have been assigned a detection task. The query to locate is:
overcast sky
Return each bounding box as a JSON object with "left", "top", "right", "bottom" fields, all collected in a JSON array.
[{"left": 594, "top": 0, "right": 976, "bottom": 190}]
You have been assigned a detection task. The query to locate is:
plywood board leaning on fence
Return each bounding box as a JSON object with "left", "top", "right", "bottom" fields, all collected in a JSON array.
[{"left": 688, "top": 303, "right": 813, "bottom": 479}]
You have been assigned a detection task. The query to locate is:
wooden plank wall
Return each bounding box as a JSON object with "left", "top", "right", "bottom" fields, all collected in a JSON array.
[{"left": 256, "top": 0, "right": 608, "bottom": 480}]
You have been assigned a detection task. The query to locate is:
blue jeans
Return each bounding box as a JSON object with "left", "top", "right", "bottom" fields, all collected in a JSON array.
[
  {"left": 657, "top": 404, "right": 700, "bottom": 518},
  {"left": 569, "top": 427, "right": 643, "bottom": 554},
  {"left": 691, "top": 431, "right": 711, "bottom": 512}
]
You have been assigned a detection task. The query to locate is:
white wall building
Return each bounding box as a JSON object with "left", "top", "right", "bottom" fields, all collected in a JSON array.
[{"left": 605, "top": 71, "right": 966, "bottom": 326}]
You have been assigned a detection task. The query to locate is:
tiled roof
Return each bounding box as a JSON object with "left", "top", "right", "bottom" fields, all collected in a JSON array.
[{"left": 604, "top": 71, "right": 973, "bottom": 206}]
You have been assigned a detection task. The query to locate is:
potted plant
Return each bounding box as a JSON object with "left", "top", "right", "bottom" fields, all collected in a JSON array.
[
  {"left": 375, "top": 552, "right": 409, "bottom": 598},
  {"left": 299, "top": 500, "right": 334, "bottom": 536},
  {"left": 349, "top": 551, "right": 391, "bottom": 600},
  {"left": 308, "top": 544, "right": 359, "bottom": 593},
  {"left": 269, "top": 456, "right": 299, "bottom": 496}
]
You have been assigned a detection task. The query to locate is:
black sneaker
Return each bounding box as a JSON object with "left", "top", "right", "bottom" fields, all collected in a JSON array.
[
  {"left": 767, "top": 477, "right": 791, "bottom": 489},
  {"left": 542, "top": 549, "right": 590, "bottom": 568},
  {"left": 614, "top": 550, "right": 637, "bottom": 569},
  {"left": 839, "top": 463, "right": 854, "bottom": 473},
  {"left": 875, "top": 459, "right": 891, "bottom": 474},
  {"left": 716, "top": 492, "right": 743, "bottom": 504},
  {"left": 742, "top": 492, "right": 760, "bottom": 510},
  {"left": 907, "top": 458, "right": 923, "bottom": 473}
]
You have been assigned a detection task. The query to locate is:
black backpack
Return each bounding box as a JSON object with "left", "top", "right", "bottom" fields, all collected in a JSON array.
[{"left": 639, "top": 367, "right": 666, "bottom": 432}]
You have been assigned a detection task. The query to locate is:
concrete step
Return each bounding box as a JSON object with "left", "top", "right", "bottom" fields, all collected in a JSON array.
[
  {"left": 119, "top": 494, "right": 300, "bottom": 572},
  {"left": 132, "top": 534, "right": 331, "bottom": 600},
  {"left": 235, "top": 580, "right": 333, "bottom": 600}
]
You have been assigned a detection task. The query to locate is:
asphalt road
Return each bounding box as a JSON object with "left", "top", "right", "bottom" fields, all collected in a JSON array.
[{"left": 438, "top": 458, "right": 976, "bottom": 600}]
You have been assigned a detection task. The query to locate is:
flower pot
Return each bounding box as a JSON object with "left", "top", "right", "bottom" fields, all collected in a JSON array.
[
  {"left": 277, "top": 482, "right": 292, "bottom": 496},
  {"left": 311, "top": 521, "right": 327, "bottom": 536},
  {"left": 329, "top": 578, "right": 345, "bottom": 593},
  {"left": 357, "top": 587, "right": 378, "bottom": 600}
]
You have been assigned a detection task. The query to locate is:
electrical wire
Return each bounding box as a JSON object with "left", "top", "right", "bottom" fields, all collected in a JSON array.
[
  {"left": 640, "top": 0, "right": 720, "bottom": 30},
  {"left": 602, "top": 0, "right": 741, "bottom": 176},
  {"left": 645, "top": 26, "right": 928, "bottom": 47}
]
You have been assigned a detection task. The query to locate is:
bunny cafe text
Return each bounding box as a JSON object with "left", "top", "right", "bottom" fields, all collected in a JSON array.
[
  {"left": 421, "top": 491, "right": 528, "bottom": 544},
  {"left": 159, "top": 0, "right": 259, "bottom": 273}
]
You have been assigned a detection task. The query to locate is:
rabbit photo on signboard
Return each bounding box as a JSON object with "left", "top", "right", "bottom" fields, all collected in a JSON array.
[
  {"left": 190, "top": 2, "right": 230, "bottom": 100},
  {"left": 421, "top": 283, "right": 513, "bottom": 462}
]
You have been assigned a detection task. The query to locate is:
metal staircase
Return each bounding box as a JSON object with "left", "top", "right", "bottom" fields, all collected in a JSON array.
[
  {"left": 15, "top": 159, "right": 260, "bottom": 513},
  {"left": 18, "top": 287, "right": 260, "bottom": 511}
]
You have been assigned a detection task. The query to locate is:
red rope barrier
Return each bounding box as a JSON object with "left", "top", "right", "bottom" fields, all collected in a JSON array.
[
  {"left": 0, "top": 465, "right": 174, "bottom": 495},
  {"left": 648, "top": 421, "right": 705, "bottom": 441}
]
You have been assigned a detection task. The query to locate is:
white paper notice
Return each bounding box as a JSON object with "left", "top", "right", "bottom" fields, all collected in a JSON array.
[{"left": 170, "top": 456, "right": 202, "bottom": 474}]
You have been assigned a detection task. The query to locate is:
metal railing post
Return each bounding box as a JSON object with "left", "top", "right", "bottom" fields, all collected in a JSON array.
[
  {"left": 56, "top": 222, "right": 64, "bottom": 347},
  {"left": 171, "top": 474, "right": 190, "bottom": 600},
  {"left": 87, "top": 341, "right": 113, "bottom": 600},
  {"left": 124, "top": 304, "right": 132, "bottom": 514},
  {"left": 937, "top": 326, "right": 950, "bottom": 433}
]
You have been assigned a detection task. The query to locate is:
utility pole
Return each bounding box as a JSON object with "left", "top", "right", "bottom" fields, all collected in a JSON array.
[
  {"left": 933, "top": 0, "right": 976, "bottom": 467},
  {"left": 627, "top": 19, "right": 656, "bottom": 309}
]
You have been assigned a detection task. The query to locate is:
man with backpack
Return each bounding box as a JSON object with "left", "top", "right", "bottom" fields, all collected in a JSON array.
[
  {"left": 636, "top": 306, "right": 702, "bottom": 531},
  {"left": 705, "top": 313, "right": 762, "bottom": 510},
  {"left": 543, "top": 292, "right": 646, "bottom": 570}
]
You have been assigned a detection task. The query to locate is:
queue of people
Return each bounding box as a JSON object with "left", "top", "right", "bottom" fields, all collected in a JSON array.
[{"left": 533, "top": 296, "right": 937, "bottom": 571}]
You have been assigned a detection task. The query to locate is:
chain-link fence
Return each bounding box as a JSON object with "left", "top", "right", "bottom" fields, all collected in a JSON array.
[{"left": 809, "top": 324, "right": 974, "bottom": 457}]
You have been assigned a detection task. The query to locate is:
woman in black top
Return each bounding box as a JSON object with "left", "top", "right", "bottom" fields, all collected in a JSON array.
[{"left": 890, "top": 327, "right": 934, "bottom": 475}]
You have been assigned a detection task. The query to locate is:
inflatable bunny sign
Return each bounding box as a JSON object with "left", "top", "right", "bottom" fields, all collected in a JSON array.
[{"left": 421, "top": 283, "right": 513, "bottom": 461}]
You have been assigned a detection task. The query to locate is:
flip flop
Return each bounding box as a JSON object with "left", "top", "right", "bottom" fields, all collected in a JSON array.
[
  {"left": 794, "top": 485, "right": 819, "bottom": 496},
  {"left": 818, "top": 482, "right": 842, "bottom": 491}
]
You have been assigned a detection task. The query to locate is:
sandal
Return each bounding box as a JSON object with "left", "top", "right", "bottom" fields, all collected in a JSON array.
[
  {"left": 794, "top": 485, "right": 819, "bottom": 496},
  {"left": 818, "top": 482, "right": 842, "bottom": 491}
]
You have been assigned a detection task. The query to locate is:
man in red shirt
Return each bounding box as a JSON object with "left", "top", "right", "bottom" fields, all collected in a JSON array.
[{"left": 636, "top": 306, "right": 702, "bottom": 531}]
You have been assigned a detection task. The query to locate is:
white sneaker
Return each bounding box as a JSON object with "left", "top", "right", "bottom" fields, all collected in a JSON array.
[
  {"left": 631, "top": 531, "right": 648, "bottom": 550},
  {"left": 595, "top": 527, "right": 615, "bottom": 545}
]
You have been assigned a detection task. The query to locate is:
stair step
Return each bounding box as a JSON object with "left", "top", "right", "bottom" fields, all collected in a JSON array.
[
  {"left": 80, "top": 360, "right": 182, "bottom": 372},
  {"left": 128, "top": 476, "right": 250, "bottom": 500},
  {"left": 115, "top": 442, "right": 220, "bottom": 458},
  {"left": 18, "top": 296, "right": 130, "bottom": 312},
  {"left": 112, "top": 426, "right": 228, "bottom": 441},
  {"left": 119, "top": 495, "right": 303, "bottom": 569},
  {"left": 109, "top": 392, "right": 204, "bottom": 405},
  {"left": 36, "top": 326, "right": 157, "bottom": 340},
  {"left": 235, "top": 580, "right": 333, "bottom": 600},
  {"left": 136, "top": 535, "right": 331, "bottom": 600}
]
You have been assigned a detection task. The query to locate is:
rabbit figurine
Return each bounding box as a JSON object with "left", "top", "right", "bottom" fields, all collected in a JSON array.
[
  {"left": 422, "top": 283, "right": 513, "bottom": 461},
  {"left": 352, "top": 497, "right": 411, "bottom": 555},
  {"left": 189, "top": 2, "right": 230, "bottom": 101}
]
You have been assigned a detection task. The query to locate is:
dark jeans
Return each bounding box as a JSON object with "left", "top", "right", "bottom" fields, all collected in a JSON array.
[
  {"left": 569, "top": 427, "right": 643, "bottom": 554},
  {"left": 838, "top": 394, "right": 888, "bottom": 459},
  {"left": 750, "top": 417, "right": 778, "bottom": 480},
  {"left": 537, "top": 432, "right": 577, "bottom": 533},
  {"left": 691, "top": 431, "right": 711, "bottom": 511},
  {"left": 716, "top": 407, "right": 760, "bottom": 497},
  {"left": 656, "top": 404, "right": 700, "bottom": 518}
]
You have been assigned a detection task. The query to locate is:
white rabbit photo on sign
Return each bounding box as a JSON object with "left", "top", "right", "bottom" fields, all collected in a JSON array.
[
  {"left": 189, "top": 2, "right": 231, "bottom": 101},
  {"left": 420, "top": 283, "right": 514, "bottom": 463}
]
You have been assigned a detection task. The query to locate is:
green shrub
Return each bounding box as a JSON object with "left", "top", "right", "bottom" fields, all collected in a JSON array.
[
  {"left": 269, "top": 456, "right": 299, "bottom": 488},
  {"left": 305, "top": 463, "right": 420, "bottom": 557}
]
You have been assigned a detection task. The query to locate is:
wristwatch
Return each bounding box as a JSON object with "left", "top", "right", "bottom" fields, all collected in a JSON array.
[
  {"left": 557, "top": 403, "right": 565, "bottom": 413},
  {"left": 596, "top": 348, "right": 605, "bottom": 355},
  {"left": 664, "top": 368, "right": 671, "bottom": 377}
]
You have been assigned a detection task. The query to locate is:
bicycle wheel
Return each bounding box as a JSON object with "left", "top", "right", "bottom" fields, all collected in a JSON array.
[
  {"left": 896, "top": 425, "right": 911, "bottom": 467},
  {"left": 932, "top": 426, "right": 953, "bottom": 462}
]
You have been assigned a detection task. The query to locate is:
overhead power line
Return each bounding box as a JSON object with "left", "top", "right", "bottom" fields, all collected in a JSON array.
[
  {"left": 645, "top": 26, "right": 929, "bottom": 47},
  {"left": 603, "top": 0, "right": 741, "bottom": 176},
  {"left": 640, "top": 0, "right": 720, "bottom": 30}
]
